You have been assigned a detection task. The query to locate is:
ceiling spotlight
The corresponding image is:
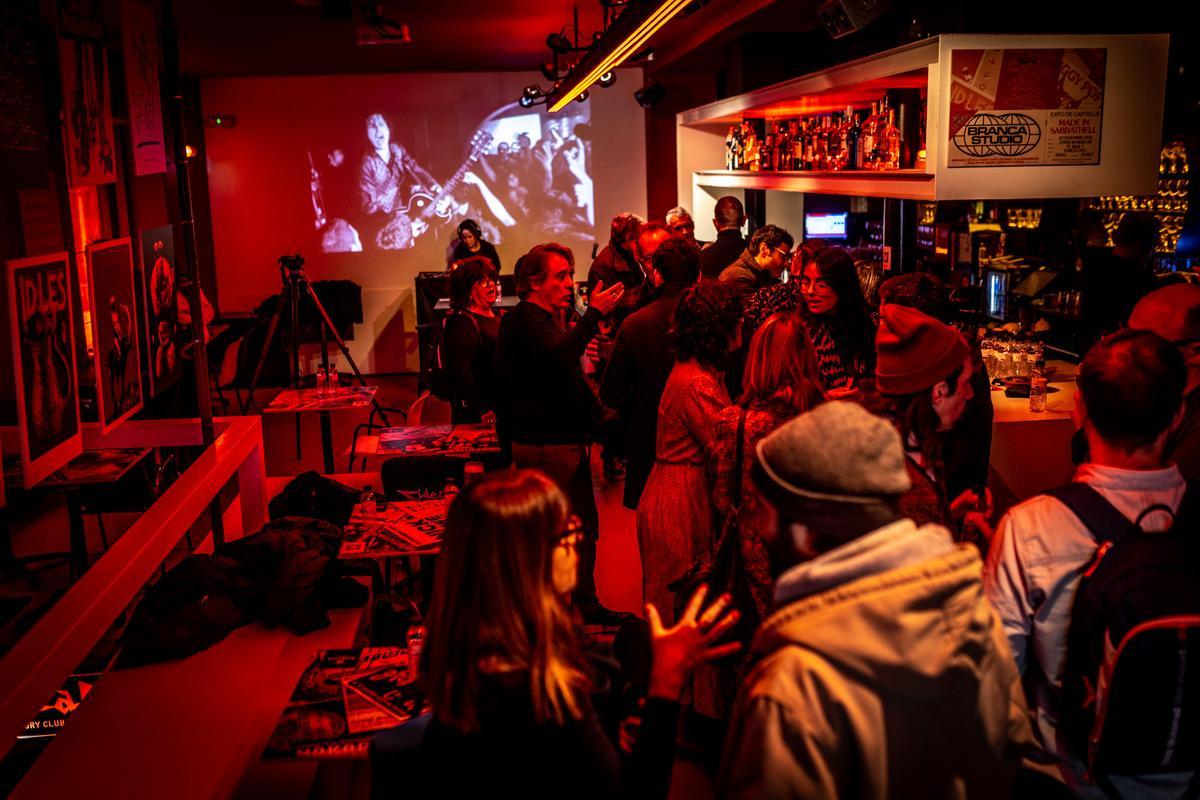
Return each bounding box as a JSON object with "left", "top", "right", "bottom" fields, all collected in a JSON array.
[
  {"left": 597, "top": 71, "right": 616, "bottom": 88},
  {"left": 546, "top": 32, "right": 573, "bottom": 53},
  {"left": 519, "top": 95, "right": 536, "bottom": 109},
  {"left": 523, "top": 85, "right": 542, "bottom": 99},
  {"left": 633, "top": 80, "right": 667, "bottom": 108},
  {"left": 575, "top": 90, "right": 589, "bottom": 103}
]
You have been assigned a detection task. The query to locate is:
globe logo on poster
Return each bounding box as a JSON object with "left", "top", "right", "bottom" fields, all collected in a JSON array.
[{"left": 952, "top": 113, "right": 1041, "bottom": 158}]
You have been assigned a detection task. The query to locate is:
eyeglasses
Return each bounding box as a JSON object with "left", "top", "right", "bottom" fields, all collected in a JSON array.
[
  {"left": 799, "top": 276, "right": 832, "bottom": 292},
  {"left": 774, "top": 247, "right": 792, "bottom": 258}
]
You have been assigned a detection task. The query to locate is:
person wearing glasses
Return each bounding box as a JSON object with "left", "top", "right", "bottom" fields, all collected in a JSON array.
[
  {"left": 441, "top": 256, "right": 501, "bottom": 424},
  {"left": 717, "top": 224, "right": 793, "bottom": 304},
  {"left": 415, "top": 469, "right": 740, "bottom": 799},
  {"left": 797, "top": 247, "right": 877, "bottom": 398}
]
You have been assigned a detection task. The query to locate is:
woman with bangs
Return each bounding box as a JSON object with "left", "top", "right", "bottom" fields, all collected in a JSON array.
[{"left": 416, "top": 469, "right": 739, "bottom": 799}]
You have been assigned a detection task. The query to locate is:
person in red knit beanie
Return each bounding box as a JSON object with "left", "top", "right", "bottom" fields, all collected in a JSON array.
[{"left": 874, "top": 304, "right": 993, "bottom": 541}]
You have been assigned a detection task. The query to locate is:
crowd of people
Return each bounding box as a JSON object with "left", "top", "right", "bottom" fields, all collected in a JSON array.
[{"left": 420, "top": 197, "right": 1200, "bottom": 798}]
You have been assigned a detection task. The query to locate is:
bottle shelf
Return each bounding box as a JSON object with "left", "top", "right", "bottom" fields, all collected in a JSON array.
[{"left": 694, "top": 169, "right": 935, "bottom": 201}]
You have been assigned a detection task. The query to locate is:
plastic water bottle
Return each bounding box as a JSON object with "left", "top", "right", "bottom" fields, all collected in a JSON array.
[
  {"left": 1029, "top": 360, "right": 1048, "bottom": 413},
  {"left": 443, "top": 477, "right": 459, "bottom": 501},
  {"left": 328, "top": 364, "right": 340, "bottom": 395},
  {"left": 360, "top": 485, "right": 379, "bottom": 521},
  {"left": 315, "top": 367, "right": 327, "bottom": 397},
  {"left": 406, "top": 624, "right": 425, "bottom": 682}
]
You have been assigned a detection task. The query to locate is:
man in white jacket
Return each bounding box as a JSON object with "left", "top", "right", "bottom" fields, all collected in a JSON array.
[{"left": 984, "top": 329, "right": 1189, "bottom": 796}]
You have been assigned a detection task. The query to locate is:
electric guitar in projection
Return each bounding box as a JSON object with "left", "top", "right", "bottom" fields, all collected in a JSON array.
[{"left": 396, "top": 130, "right": 493, "bottom": 223}]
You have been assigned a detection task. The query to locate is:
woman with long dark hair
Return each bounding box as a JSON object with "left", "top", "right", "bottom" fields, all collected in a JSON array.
[
  {"left": 799, "top": 247, "right": 876, "bottom": 396},
  {"left": 441, "top": 256, "right": 500, "bottom": 423},
  {"left": 637, "top": 282, "right": 742, "bottom": 626},
  {"left": 417, "top": 470, "right": 740, "bottom": 798}
]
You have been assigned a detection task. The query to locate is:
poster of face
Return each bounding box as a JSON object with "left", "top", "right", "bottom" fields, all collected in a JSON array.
[
  {"left": 140, "top": 225, "right": 182, "bottom": 396},
  {"left": 86, "top": 238, "right": 143, "bottom": 431},
  {"left": 4, "top": 252, "right": 83, "bottom": 488},
  {"left": 58, "top": 37, "right": 117, "bottom": 186},
  {"left": 120, "top": 0, "right": 166, "bottom": 176}
]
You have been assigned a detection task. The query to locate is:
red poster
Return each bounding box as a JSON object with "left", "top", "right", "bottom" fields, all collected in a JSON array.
[
  {"left": 121, "top": 1, "right": 166, "bottom": 176},
  {"left": 59, "top": 37, "right": 117, "bottom": 185},
  {"left": 948, "top": 48, "right": 1106, "bottom": 168},
  {"left": 4, "top": 252, "right": 83, "bottom": 488},
  {"left": 86, "top": 238, "right": 144, "bottom": 432}
]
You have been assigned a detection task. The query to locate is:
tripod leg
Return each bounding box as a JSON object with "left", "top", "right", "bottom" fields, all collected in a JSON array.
[
  {"left": 242, "top": 288, "right": 290, "bottom": 412},
  {"left": 302, "top": 281, "right": 391, "bottom": 427}
]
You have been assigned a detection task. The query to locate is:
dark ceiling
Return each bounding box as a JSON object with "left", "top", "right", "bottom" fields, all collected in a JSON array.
[{"left": 174, "top": 0, "right": 820, "bottom": 78}]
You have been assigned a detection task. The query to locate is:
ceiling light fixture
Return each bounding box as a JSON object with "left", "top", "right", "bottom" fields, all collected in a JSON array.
[{"left": 547, "top": 0, "right": 690, "bottom": 112}]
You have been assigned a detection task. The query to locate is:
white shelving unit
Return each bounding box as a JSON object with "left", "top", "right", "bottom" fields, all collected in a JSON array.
[{"left": 677, "top": 34, "right": 1169, "bottom": 239}]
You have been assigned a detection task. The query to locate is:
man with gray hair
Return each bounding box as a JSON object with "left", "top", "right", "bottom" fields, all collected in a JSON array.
[
  {"left": 718, "top": 401, "right": 1031, "bottom": 798},
  {"left": 665, "top": 206, "right": 706, "bottom": 248}
]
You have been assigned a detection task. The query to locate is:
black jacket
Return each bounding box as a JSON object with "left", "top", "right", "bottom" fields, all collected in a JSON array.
[
  {"left": 600, "top": 284, "right": 687, "bottom": 509},
  {"left": 442, "top": 310, "right": 500, "bottom": 423},
  {"left": 719, "top": 249, "right": 779, "bottom": 302},
  {"left": 699, "top": 229, "right": 748, "bottom": 279},
  {"left": 494, "top": 300, "right": 602, "bottom": 445},
  {"left": 451, "top": 240, "right": 501, "bottom": 272}
]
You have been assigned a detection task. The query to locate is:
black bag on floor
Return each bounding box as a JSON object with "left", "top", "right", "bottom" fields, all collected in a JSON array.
[
  {"left": 118, "top": 555, "right": 250, "bottom": 668},
  {"left": 1048, "top": 482, "right": 1200, "bottom": 779},
  {"left": 268, "top": 470, "right": 360, "bottom": 528}
]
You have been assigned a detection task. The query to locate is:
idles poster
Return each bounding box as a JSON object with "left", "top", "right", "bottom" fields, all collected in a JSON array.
[{"left": 5, "top": 252, "right": 83, "bottom": 488}]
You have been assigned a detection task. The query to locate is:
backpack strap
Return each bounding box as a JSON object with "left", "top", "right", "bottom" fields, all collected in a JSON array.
[{"left": 1043, "top": 483, "right": 1140, "bottom": 546}]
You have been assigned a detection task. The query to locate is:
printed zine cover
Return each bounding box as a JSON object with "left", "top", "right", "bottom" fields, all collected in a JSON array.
[{"left": 264, "top": 648, "right": 412, "bottom": 759}]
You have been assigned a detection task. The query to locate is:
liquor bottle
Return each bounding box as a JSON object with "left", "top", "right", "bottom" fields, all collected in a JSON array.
[
  {"left": 859, "top": 102, "right": 879, "bottom": 170},
  {"left": 843, "top": 107, "right": 861, "bottom": 170},
  {"left": 881, "top": 108, "right": 901, "bottom": 170},
  {"left": 744, "top": 121, "right": 761, "bottom": 171},
  {"left": 775, "top": 121, "right": 790, "bottom": 170},
  {"left": 787, "top": 120, "right": 800, "bottom": 170},
  {"left": 813, "top": 116, "right": 829, "bottom": 171},
  {"left": 725, "top": 126, "right": 735, "bottom": 170},
  {"left": 763, "top": 131, "right": 776, "bottom": 172},
  {"left": 732, "top": 123, "right": 744, "bottom": 170}
]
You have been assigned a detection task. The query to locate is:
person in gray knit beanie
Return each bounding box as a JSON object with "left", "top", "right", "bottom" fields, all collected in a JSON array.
[{"left": 717, "top": 399, "right": 1033, "bottom": 798}]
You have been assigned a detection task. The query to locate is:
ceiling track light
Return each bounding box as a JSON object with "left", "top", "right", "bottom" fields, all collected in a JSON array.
[{"left": 546, "top": 0, "right": 690, "bottom": 112}]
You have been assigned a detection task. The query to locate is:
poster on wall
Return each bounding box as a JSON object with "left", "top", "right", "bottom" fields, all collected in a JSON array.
[
  {"left": 86, "top": 238, "right": 143, "bottom": 432},
  {"left": 4, "top": 252, "right": 83, "bottom": 488},
  {"left": 58, "top": 37, "right": 117, "bottom": 186},
  {"left": 140, "top": 225, "right": 182, "bottom": 396},
  {"left": 948, "top": 48, "right": 1107, "bottom": 169},
  {"left": 120, "top": 1, "right": 166, "bottom": 176}
]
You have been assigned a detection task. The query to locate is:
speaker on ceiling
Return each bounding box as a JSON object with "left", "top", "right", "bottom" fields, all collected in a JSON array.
[{"left": 818, "top": 0, "right": 892, "bottom": 39}]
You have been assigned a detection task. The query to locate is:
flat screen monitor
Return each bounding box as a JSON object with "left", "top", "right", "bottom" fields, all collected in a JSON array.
[
  {"left": 805, "top": 213, "right": 847, "bottom": 239},
  {"left": 985, "top": 268, "right": 1010, "bottom": 320}
]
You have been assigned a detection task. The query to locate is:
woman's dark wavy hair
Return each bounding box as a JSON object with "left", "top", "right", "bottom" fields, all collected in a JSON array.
[
  {"left": 450, "top": 256, "right": 498, "bottom": 311},
  {"left": 808, "top": 247, "right": 876, "bottom": 375},
  {"left": 673, "top": 281, "right": 741, "bottom": 370}
]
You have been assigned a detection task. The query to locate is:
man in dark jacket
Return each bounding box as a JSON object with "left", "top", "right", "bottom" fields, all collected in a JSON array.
[
  {"left": 495, "top": 243, "right": 625, "bottom": 622},
  {"left": 587, "top": 212, "right": 645, "bottom": 297},
  {"left": 718, "top": 224, "right": 793, "bottom": 303},
  {"left": 699, "top": 196, "right": 747, "bottom": 279},
  {"left": 600, "top": 238, "right": 700, "bottom": 509}
]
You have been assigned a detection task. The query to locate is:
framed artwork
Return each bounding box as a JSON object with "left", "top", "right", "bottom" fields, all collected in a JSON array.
[
  {"left": 140, "top": 225, "right": 182, "bottom": 396},
  {"left": 4, "top": 252, "right": 83, "bottom": 488},
  {"left": 85, "top": 238, "right": 143, "bottom": 432},
  {"left": 58, "top": 37, "right": 116, "bottom": 186}
]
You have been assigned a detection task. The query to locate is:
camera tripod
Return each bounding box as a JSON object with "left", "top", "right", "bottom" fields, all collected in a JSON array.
[{"left": 242, "top": 255, "right": 390, "bottom": 471}]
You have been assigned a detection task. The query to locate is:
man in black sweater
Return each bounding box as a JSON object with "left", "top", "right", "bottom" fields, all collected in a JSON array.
[
  {"left": 699, "top": 196, "right": 747, "bottom": 279},
  {"left": 601, "top": 237, "right": 700, "bottom": 510},
  {"left": 495, "top": 243, "right": 625, "bottom": 620}
]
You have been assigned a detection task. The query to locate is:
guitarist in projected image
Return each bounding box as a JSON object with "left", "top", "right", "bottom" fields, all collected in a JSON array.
[{"left": 359, "top": 113, "right": 512, "bottom": 251}]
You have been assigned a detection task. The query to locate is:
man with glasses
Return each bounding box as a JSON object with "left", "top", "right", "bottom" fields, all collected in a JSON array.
[
  {"left": 1128, "top": 282, "right": 1200, "bottom": 481},
  {"left": 718, "top": 224, "right": 794, "bottom": 304}
]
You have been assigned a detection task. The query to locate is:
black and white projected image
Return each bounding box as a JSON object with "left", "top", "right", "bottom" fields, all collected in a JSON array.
[{"left": 310, "top": 103, "right": 594, "bottom": 257}]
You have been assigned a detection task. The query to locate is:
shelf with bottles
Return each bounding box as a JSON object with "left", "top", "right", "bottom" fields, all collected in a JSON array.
[{"left": 693, "top": 168, "right": 936, "bottom": 201}]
